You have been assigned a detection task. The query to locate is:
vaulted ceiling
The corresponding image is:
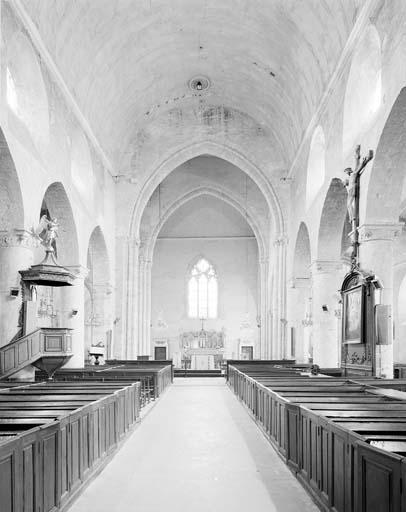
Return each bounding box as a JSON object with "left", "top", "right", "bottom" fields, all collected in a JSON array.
[{"left": 20, "top": 0, "right": 364, "bottom": 171}]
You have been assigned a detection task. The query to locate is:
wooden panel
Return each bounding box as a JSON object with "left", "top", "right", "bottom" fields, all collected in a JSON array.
[
  {"left": 60, "top": 423, "right": 69, "bottom": 499},
  {"left": 44, "top": 335, "right": 63, "bottom": 352},
  {"left": 31, "top": 336, "right": 41, "bottom": 356},
  {"left": 357, "top": 442, "right": 402, "bottom": 512},
  {"left": 18, "top": 340, "right": 29, "bottom": 365},
  {"left": 285, "top": 404, "right": 300, "bottom": 471},
  {"left": 70, "top": 419, "right": 80, "bottom": 487},
  {"left": 23, "top": 444, "right": 35, "bottom": 512},
  {"left": 42, "top": 431, "right": 57, "bottom": 512},
  {"left": 3, "top": 347, "right": 15, "bottom": 372},
  {"left": 329, "top": 426, "right": 347, "bottom": 512},
  {"left": 0, "top": 453, "right": 14, "bottom": 512}
]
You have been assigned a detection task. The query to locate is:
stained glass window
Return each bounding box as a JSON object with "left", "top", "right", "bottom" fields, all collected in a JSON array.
[{"left": 188, "top": 258, "right": 218, "bottom": 318}]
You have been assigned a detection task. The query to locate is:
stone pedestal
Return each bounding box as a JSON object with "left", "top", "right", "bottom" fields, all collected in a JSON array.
[
  {"left": 358, "top": 223, "right": 402, "bottom": 378},
  {"left": 0, "top": 230, "right": 34, "bottom": 346},
  {"left": 311, "top": 261, "right": 344, "bottom": 368}
]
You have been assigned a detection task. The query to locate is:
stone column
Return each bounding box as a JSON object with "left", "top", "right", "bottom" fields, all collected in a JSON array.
[
  {"left": 358, "top": 223, "right": 402, "bottom": 378},
  {"left": 137, "top": 254, "right": 152, "bottom": 357},
  {"left": 0, "top": 230, "right": 34, "bottom": 346},
  {"left": 122, "top": 237, "right": 140, "bottom": 360},
  {"left": 271, "top": 236, "right": 288, "bottom": 359},
  {"left": 61, "top": 265, "right": 88, "bottom": 368},
  {"left": 258, "top": 256, "right": 269, "bottom": 359},
  {"left": 311, "top": 260, "right": 343, "bottom": 368}
]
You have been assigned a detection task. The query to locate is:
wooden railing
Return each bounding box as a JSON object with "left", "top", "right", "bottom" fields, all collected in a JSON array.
[{"left": 0, "top": 328, "right": 73, "bottom": 379}]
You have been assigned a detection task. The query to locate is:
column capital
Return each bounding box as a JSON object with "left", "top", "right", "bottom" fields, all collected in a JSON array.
[
  {"left": 65, "top": 265, "right": 89, "bottom": 279},
  {"left": 310, "top": 260, "right": 343, "bottom": 275},
  {"left": 358, "top": 223, "right": 403, "bottom": 243},
  {"left": 127, "top": 236, "right": 141, "bottom": 247},
  {"left": 0, "top": 229, "right": 38, "bottom": 249},
  {"left": 273, "top": 234, "right": 288, "bottom": 247}
]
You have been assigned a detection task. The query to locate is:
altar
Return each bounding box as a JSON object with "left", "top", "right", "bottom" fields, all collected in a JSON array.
[{"left": 180, "top": 325, "right": 224, "bottom": 370}]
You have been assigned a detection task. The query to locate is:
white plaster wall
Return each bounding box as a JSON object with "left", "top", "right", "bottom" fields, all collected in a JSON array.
[
  {"left": 152, "top": 238, "right": 258, "bottom": 362},
  {"left": 151, "top": 196, "right": 259, "bottom": 362}
]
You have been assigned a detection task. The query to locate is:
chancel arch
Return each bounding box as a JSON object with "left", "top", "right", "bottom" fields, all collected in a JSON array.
[
  {"left": 129, "top": 141, "right": 284, "bottom": 240},
  {"left": 122, "top": 152, "right": 279, "bottom": 360}
]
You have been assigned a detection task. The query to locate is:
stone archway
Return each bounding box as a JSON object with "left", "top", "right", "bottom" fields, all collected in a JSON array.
[
  {"left": 0, "top": 127, "right": 28, "bottom": 345},
  {"left": 85, "top": 226, "right": 112, "bottom": 362},
  {"left": 290, "top": 222, "right": 312, "bottom": 363},
  {"left": 312, "top": 179, "right": 349, "bottom": 368},
  {"left": 122, "top": 149, "right": 283, "bottom": 360}
]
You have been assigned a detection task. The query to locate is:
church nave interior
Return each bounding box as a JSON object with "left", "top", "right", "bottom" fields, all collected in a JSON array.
[{"left": 1, "top": 1, "right": 406, "bottom": 511}]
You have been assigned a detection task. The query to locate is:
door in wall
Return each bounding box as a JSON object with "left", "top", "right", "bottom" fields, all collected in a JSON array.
[
  {"left": 241, "top": 346, "right": 253, "bottom": 360},
  {"left": 154, "top": 346, "right": 167, "bottom": 360}
]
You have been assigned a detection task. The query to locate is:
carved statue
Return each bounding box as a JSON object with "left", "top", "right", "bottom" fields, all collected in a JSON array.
[
  {"left": 343, "top": 167, "right": 357, "bottom": 222},
  {"left": 342, "top": 145, "right": 374, "bottom": 269},
  {"left": 33, "top": 215, "right": 59, "bottom": 252}
]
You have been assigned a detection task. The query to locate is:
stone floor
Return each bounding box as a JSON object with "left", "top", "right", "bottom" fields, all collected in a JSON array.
[{"left": 68, "top": 378, "right": 319, "bottom": 512}]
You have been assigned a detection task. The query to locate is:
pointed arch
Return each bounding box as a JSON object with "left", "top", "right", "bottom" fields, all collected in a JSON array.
[{"left": 130, "top": 141, "right": 284, "bottom": 240}]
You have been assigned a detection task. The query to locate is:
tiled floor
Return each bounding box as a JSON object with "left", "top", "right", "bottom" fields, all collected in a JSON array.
[{"left": 68, "top": 378, "right": 319, "bottom": 512}]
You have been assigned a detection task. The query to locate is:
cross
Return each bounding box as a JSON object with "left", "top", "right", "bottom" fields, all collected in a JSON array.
[{"left": 343, "top": 145, "right": 374, "bottom": 269}]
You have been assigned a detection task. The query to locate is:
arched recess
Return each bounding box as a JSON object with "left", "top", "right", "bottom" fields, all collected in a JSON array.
[
  {"left": 85, "top": 226, "right": 112, "bottom": 361},
  {"left": 129, "top": 141, "right": 284, "bottom": 240},
  {"left": 343, "top": 24, "right": 382, "bottom": 157},
  {"left": 71, "top": 130, "right": 94, "bottom": 204},
  {"left": 0, "top": 127, "right": 24, "bottom": 231},
  {"left": 37, "top": 182, "right": 79, "bottom": 267},
  {"left": 317, "top": 178, "right": 348, "bottom": 261},
  {"left": 6, "top": 31, "right": 50, "bottom": 148},
  {"left": 364, "top": 87, "right": 406, "bottom": 224},
  {"left": 291, "top": 222, "right": 312, "bottom": 362},
  {"left": 306, "top": 125, "right": 326, "bottom": 208},
  {"left": 149, "top": 191, "right": 260, "bottom": 366}
]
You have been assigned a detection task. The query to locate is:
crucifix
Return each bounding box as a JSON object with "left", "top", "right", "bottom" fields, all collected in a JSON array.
[{"left": 342, "top": 145, "right": 374, "bottom": 269}]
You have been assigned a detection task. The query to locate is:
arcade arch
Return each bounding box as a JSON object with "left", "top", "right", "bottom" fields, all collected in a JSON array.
[{"left": 85, "top": 226, "right": 112, "bottom": 361}]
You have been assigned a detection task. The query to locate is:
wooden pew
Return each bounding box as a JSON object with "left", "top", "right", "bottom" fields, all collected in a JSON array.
[{"left": 227, "top": 362, "right": 406, "bottom": 512}]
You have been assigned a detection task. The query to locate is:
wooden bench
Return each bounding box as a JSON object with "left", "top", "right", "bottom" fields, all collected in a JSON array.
[{"left": 228, "top": 362, "right": 406, "bottom": 512}]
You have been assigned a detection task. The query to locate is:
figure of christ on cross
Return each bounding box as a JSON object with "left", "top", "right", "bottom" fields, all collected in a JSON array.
[{"left": 342, "top": 145, "right": 374, "bottom": 269}]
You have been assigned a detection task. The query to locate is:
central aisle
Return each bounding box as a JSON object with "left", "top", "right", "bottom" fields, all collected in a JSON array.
[{"left": 69, "top": 378, "right": 318, "bottom": 512}]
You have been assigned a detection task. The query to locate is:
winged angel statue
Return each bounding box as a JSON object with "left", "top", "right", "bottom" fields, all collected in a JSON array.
[{"left": 32, "top": 215, "right": 59, "bottom": 252}]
